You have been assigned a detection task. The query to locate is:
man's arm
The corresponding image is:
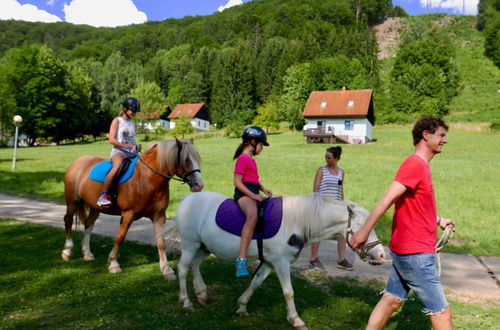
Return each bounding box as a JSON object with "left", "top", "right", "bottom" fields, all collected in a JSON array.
[{"left": 349, "top": 181, "right": 407, "bottom": 249}]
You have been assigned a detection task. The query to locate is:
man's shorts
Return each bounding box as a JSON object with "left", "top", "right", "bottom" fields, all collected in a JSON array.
[{"left": 385, "top": 251, "right": 449, "bottom": 314}]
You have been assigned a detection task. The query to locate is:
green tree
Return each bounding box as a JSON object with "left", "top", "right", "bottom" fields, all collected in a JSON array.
[
  {"left": 253, "top": 101, "right": 280, "bottom": 132},
  {"left": 0, "top": 45, "right": 92, "bottom": 144},
  {"left": 210, "top": 44, "right": 255, "bottom": 127},
  {"left": 99, "top": 51, "right": 142, "bottom": 124},
  {"left": 130, "top": 80, "right": 166, "bottom": 140},
  {"left": 279, "top": 62, "right": 313, "bottom": 130},
  {"left": 170, "top": 114, "right": 194, "bottom": 138}
]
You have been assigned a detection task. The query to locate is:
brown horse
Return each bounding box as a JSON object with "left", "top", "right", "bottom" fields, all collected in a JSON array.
[{"left": 61, "top": 138, "right": 204, "bottom": 280}]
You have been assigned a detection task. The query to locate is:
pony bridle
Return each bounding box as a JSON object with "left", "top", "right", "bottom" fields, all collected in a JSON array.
[
  {"left": 345, "top": 205, "right": 381, "bottom": 261},
  {"left": 138, "top": 146, "right": 200, "bottom": 188}
]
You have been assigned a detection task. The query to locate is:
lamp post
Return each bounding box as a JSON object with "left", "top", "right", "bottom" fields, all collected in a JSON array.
[{"left": 12, "top": 115, "right": 22, "bottom": 170}]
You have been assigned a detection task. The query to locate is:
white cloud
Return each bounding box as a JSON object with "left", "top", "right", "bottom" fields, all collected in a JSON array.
[
  {"left": 0, "top": 0, "right": 61, "bottom": 23},
  {"left": 419, "top": 0, "right": 478, "bottom": 15},
  {"left": 218, "top": 0, "right": 243, "bottom": 13},
  {"left": 63, "top": 0, "right": 147, "bottom": 27},
  {"left": 46, "top": 0, "right": 56, "bottom": 6}
]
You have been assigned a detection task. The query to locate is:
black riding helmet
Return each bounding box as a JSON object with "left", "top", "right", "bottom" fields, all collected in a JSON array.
[
  {"left": 242, "top": 126, "right": 269, "bottom": 146},
  {"left": 122, "top": 97, "right": 141, "bottom": 112}
]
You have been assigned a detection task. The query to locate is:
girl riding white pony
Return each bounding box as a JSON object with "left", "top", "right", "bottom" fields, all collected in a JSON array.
[{"left": 164, "top": 191, "right": 385, "bottom": 329}]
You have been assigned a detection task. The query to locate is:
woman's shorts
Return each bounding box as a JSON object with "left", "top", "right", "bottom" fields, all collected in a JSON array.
[
  {"left": 234, "top": 182, "right": 260, "bottom": 202},
  {"left": 384, "top": 251, "right": 449, "bottom": 314}
]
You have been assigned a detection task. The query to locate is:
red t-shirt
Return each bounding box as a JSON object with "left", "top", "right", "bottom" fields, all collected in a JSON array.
[
  {"left": 389, "top": 154, "right": 437, "bottom": 254},
  {"left": 234, "top": 153, "right": 260, "bottom": 184}
]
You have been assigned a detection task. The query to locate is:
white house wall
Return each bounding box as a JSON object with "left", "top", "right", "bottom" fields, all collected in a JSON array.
[
  {"left": 169, "top": 118, "right": 210, "bottom": 132},
  {"left": 304, "top": 118, "right": 373, "bottom": 143}
]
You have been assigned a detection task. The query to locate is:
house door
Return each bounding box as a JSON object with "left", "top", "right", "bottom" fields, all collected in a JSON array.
[{"left": 317, "top": 121, "right": 326, "bottom": 133}]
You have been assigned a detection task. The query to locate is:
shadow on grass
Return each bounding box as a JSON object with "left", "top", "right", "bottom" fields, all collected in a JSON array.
[
  {"left": 0, "top": 170, "right": 65, "bottom": 203},
  {"left": 0, "top": 219, "right": 433, "bottom": 329}
]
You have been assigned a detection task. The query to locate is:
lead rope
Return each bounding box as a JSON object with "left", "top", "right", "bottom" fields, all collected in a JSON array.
[{"left": 435, "top": 225, "right": 454, "bottom": 276}]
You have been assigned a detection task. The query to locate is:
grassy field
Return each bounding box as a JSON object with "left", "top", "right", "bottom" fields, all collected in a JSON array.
[
  {"left": 1, "top": 218, "right": 498, "bottom": 329},
  {"left": 0, "top": 127, "right": 499, "bottom": 256}
]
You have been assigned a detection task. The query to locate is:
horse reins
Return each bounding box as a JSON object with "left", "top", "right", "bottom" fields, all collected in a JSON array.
[
  {"left": 138, "top": 151, "right": 200, "bottom": 185},
  {"left": 345, "top": 205, "right": 381, "bottom": 261}
]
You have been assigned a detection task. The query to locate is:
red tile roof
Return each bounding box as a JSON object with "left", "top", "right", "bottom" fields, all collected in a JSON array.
[
  {"left": 302, "top": 89, "right": 373, "bottom": 117},
  {"left": 168, "top": 103, "right": 205, "bottom": 119}
]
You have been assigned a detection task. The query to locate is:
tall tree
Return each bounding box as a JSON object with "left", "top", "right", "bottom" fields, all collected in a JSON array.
[{"left": 210, "top": 43, "right": 255, "bottom": 127}]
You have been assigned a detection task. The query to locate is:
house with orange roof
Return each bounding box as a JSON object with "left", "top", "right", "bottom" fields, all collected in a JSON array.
[
  {"left": 302, "top": 89, "right": 374, "bottom": 144},
  {"left": 168, "top": 103, "right": 210, "bottom": 132}
]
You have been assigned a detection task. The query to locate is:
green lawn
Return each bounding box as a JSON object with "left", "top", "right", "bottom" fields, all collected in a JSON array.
[
  {"left": 0, "top": 219, "right": 498, "bottom": 329},
  {"left": 0, "top": 127, "right": 499, "bottom": 256}
]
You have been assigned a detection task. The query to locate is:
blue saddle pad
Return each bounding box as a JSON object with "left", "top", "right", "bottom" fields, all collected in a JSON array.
[
  {"left": 215, "top": 197, "right": 283, "bottom": 239},
  {"left": 89, "top": 156, "right": 139, "bottom": 184}
]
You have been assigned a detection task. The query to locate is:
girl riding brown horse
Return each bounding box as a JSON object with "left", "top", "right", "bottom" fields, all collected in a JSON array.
[{"left": 62, "top": 138, "right": 203, "bottom": 279}]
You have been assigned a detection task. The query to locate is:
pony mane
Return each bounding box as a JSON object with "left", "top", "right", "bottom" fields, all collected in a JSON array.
[
  {"left": 282, "top": 194, "right": 345, "bottom": 242},
  {"left": 143, "top": 139, "right": 201, "bottom": 174}
]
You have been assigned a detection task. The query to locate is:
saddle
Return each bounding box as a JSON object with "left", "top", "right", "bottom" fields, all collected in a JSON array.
[
  {"left": 89, "top": 156, "right": 139, "bottom": 184},
  {"left": 215, "top": 197, "right": 283, "bottom": 239}
]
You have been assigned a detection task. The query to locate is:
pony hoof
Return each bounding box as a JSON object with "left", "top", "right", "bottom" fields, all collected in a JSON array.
[
  {"left": 61, "top": 252, "right": 71, "bottom": 261},
  {"left": 108, "top": 266, "right": 122, "bottom": 274},
  {"left": 236, "top": 309, "right": 249, "bottom": 317},
  {"left": 197, "top": 298, "right": 207, "bottom": 306},
  {"left": 83, "top": 254, "right": 95, "bottom": 261},
  {"left": 163, "top": 271, "right": 177, "bottom": 281},
  {"left": 183, "top": 305, "right": 195, "bottom": 312},
  {"left": 295, "top": 326, "right": 308, "bottom": 330}
]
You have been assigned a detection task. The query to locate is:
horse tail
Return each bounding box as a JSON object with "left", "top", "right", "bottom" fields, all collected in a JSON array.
[{"left": 162, "top": 219, "right": 181, "bottom": 252}]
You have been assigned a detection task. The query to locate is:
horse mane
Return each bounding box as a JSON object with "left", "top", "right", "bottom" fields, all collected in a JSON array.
[{"left": 145, "top": 139, "right": 201, "bottom": 174}]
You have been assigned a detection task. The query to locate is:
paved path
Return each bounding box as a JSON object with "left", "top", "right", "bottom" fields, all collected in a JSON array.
[{"left": 1, "top": 192, "right": 499, "bottom": 300}]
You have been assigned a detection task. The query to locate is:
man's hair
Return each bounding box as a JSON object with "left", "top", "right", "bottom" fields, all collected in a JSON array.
[
  {"left": 412, "top": 117, "right": 449, "bottom": 145},
  {"left": 326, "top": 146, "right": 342, "bottom": 159}
]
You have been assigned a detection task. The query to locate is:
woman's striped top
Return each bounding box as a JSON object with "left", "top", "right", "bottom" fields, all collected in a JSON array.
[{"left": 318, "top": 165, "right": 343, "bottom": 200}]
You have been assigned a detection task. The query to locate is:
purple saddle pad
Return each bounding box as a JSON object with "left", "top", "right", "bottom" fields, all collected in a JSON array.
[{"left": 215, "top": 197, "right": 283, "bottom": 239}]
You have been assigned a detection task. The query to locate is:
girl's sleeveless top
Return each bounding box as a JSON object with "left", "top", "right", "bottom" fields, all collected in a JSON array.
[
  {"left": 115, "top": 116, "right": 136, "bottom": 146},
  {"left": 318, "top": 166, "right": 343, "bottom": 201}
]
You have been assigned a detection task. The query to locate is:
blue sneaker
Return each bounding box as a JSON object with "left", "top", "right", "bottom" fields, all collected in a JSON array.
[{"left": 236, "top": 258, "right": 249, "bottom": 278}]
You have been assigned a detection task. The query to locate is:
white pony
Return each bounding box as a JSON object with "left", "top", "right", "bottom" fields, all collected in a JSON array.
[{"left": 164, "top": 191, "right": 386, "bottom": 329}]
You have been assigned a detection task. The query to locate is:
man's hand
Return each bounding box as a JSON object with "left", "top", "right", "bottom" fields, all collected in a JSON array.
[
  {"left": 439, "top": 217, "right": 455, "bottom": 230},
  {"left": 349, "top": 229, "right": 370, "bottom": 250}
]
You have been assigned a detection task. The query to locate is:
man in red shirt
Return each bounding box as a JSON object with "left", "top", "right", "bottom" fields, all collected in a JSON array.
[{"left": 350, "top": 117, "right": 455, "bottom": 330}]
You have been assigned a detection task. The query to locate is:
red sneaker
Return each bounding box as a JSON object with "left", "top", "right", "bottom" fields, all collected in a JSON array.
[{"left": 97, "top": 192, "right": 111, "bottom": 206}]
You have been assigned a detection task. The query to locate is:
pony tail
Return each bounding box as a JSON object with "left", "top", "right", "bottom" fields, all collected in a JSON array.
[{"left": 233, "top": 142, "right": 249, "bottom": 160}]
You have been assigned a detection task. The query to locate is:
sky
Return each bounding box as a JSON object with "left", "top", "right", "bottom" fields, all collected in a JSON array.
[{"left": 0, "top": 0, "right": 479, "bottom": 28}]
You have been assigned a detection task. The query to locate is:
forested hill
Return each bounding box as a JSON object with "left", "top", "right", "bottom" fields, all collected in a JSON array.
[
  {"left": 0, "top": 0, "right": 393, "bottom": 62},
  {"left": 0, "top": 0, "right": 498, "bottom": 146}
]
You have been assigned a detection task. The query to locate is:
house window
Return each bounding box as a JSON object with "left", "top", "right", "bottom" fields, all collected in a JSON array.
[
  {"left": 320, "top": 101, "right": 328, "bottom": 108},
  {"left": 345, "top": 120, "right": 354, "bottom": 130},
  {"left": 347, "top": 100, "right": 355, "bottom": 107}
]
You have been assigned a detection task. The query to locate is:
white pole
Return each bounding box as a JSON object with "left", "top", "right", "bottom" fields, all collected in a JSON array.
[
  {"left": 12, "top": 115, "right": 22, "bottom": 170},
  {"left": 12, "top": 124, "right": 19, "bottom": 170}
]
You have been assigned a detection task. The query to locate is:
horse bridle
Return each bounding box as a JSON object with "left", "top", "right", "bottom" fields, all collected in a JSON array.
[
  {"left": 138, "top": 146, "right": 200, "bottom": 188},
  {"left": 345, "top": 205, "right": 381, "bottom": 261}
]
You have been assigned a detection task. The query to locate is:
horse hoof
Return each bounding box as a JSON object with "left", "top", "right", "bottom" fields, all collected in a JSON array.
[
  {"left": 295, "top": 326, "right": 308, "bottom": 330},
  {"left": 108, "top": 266, "right": 122, "bottom": 274},
  {"left": 61, "top": 252, "right": 71, "bottom": 261},
  {"left": 197, "top": 298, "right": 207, "bottom": 306}
]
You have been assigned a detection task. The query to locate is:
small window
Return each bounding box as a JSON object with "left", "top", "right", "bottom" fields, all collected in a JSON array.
[
  {"left": 347, "top": 100, "right": 355, "bottom": 107},
  {"left": 320, "top": 101, "right": 328, "bottom": 108},
  {"left": 345, "top": 120, "right": 354, "bottom": 130}
]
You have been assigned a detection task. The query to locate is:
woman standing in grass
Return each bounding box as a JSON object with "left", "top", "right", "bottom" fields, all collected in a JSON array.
[
  {"left": 233, "top": 126, "right": 273, "bottom": 278},
  {"left": 309, "top": 146, "right": 353, "bottom": 271}
]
